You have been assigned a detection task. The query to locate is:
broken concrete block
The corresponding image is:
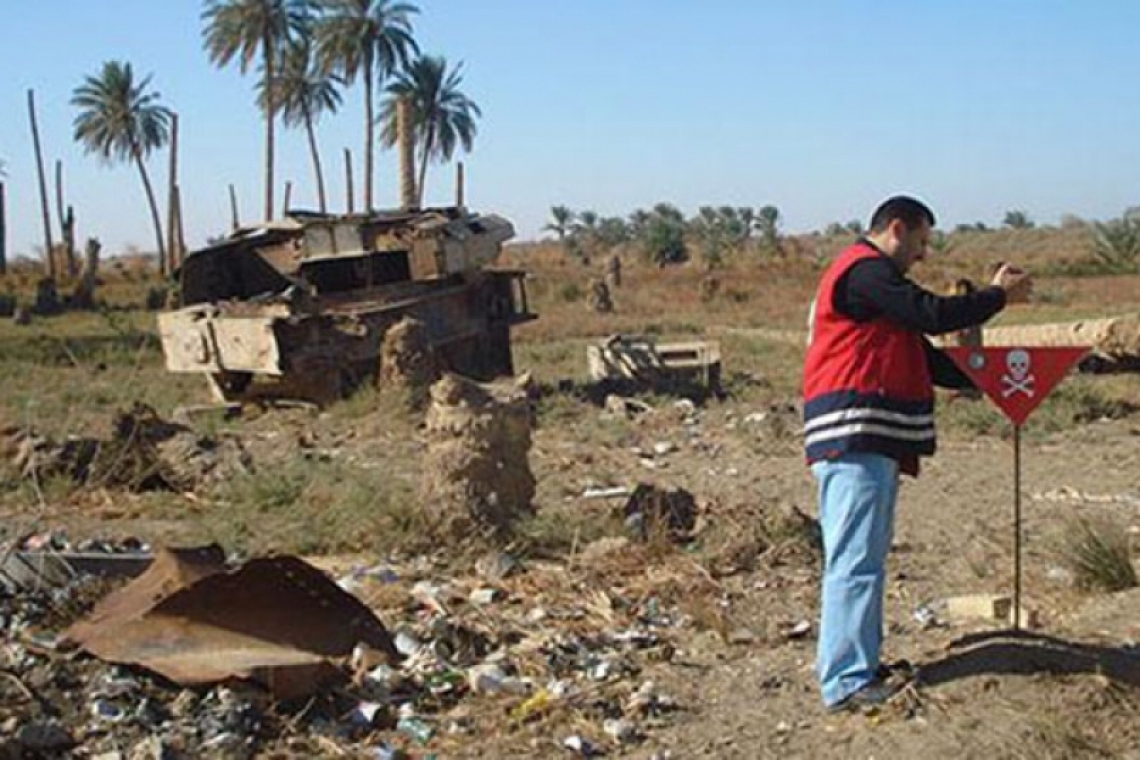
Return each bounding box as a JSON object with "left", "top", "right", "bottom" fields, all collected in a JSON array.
[
  {"left": 943, "top": 594, "right": 1038, "bottom": 628},
  {"left": 944, "top": 594, "right": 1011, "bottom": 622}
]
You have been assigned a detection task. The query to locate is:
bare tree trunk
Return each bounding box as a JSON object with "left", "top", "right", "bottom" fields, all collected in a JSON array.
[
  {"left": 0, "top": 181, "right": 7, "bottom": 275},
  {"left": 166, "top": 112, "right": 180, "bottom": 277},
  {"left": 344, "top": 148, "right": 354, "bottom": 214},
  {"left": 456, "top": 161, "right": 464, "bottom": 208},
  {"left": 173, "top": 184, "right": 186, "bottom": 268},
  {"left": 27, "top": 89, "right": 55, "bottom": 278},
  {"left": 397, "top": 96, "right": 416, "bottom": 210},
  {"left": 303, "top": 108, "right": 327, "bottom": 213},
  {"left": 134, "top": 146, "right": 166, "bottom": 269},
  {"left": 282, "top": 180, "right": 292, "bottom": 216},
  {"left": 55, "top": 161, "right": 77, "bottom": 280},
  {"left": 229, "top": 184, "right": 240, "bottom": 230},
  {"left": 262, "top": 34, "right": 275, "bottom": 221},
  {"left": 416, "top": 127, "right": 434, "bottom": 209},
  {"left": 363, "top": 50, "right": 374, "bottom": 212}
]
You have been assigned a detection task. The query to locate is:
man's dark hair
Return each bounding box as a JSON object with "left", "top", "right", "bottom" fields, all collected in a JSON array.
[{"left": 868, "top": 196, "right": 936, "bottom": 233}]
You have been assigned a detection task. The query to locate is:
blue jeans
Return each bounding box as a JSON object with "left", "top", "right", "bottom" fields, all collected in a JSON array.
[{"left": 811, "top": 452, "right": 900, "bottom": 707}]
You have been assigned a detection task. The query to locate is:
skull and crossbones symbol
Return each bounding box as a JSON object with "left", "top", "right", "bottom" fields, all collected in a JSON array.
[{"left": 1001, "top": 349, "right": 1035, "bottom": 398}]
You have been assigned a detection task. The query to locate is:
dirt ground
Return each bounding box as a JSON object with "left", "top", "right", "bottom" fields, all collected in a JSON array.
[
  {"left": 2, "top": 244, "right": 1140, "bottom": 757},
  {"left": 8, "top": 379, "right": 1140, "bottom": 758}
]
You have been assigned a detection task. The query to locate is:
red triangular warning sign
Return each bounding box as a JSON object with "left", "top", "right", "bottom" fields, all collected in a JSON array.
[{"left": 944, "top": 346, "right": 1089, "bottom": 426}]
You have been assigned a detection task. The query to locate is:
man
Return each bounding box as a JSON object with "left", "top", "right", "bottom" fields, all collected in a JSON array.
[{"left": 803, "top": 196, "right": 1032, "bottom": 711}]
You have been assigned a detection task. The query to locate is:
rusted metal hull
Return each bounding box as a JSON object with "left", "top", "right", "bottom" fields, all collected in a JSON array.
[{"left": 159, "top": 208, "right": 535, "bottom": 404}]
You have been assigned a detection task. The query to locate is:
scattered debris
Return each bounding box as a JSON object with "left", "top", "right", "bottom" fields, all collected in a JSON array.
[
  {"left": 3, "top": 403, "right": 251, "bottom": 493},
  {"left": 582, "top": 485, "right": 633, "bottom": 500},
  {"left": 940, "top": 593, "right": 1039, "bottom": 628},
  {"left": 587, "top": 334, "right": 722, "bottom": 395},
  {"left": 603, "top": 394, "right": 653, "bottom": 418},
  {"left": 623, "top": 483, "right": 698, "bottom": 542}
]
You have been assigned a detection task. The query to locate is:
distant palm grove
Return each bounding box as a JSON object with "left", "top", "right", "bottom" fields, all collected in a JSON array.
[
  {"left": 543, "top": 204, "right": 1140, "bottom": 275},
  {"left": 64, "top": 0, "right": 478, "bottom": 277}
]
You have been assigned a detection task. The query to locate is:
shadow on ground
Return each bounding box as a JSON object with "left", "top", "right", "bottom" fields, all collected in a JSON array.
[{"left": 919, "top": 630, "right": 1140, "bottom": 688}]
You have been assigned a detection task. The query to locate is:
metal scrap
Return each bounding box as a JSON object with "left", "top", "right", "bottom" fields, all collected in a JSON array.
[{"left": 64, "top": 547, "right": 396, "bottom": 699}]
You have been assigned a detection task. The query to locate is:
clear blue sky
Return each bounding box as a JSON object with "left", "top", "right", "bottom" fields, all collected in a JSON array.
[{"left": 3, "top": 1, "right": 1140, "bottom": 257}]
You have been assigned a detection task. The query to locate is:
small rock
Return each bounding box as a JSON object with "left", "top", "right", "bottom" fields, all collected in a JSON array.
[
  {"left": 469, "top": 587, "right": 503, "bottom": 605},
  {"left": 787, "top": 620, "right": 812, "bottom": 639},
  {"left": 563, "top": 735, "right": 599, "bottom": 756},
  {"left": 603, "top": 718, "right": 638, "bottom": 744},
  {"left": 729, "top": 627, "right": 757, "bottom": 645}
]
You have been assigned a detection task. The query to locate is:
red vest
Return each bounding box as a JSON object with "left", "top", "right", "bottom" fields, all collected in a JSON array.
[{"left": 803, "top": 242, "right": 936, "bottom": 464}]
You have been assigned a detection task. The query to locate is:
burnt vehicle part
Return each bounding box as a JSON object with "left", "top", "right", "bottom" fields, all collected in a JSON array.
[{"left": 158, "top": 208, "right": 535, "bottom": 404}]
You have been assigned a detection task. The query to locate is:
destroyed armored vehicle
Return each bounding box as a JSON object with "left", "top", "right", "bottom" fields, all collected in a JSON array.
[{"left": 157, "top": 207, "right": 535, "bottom": 403}]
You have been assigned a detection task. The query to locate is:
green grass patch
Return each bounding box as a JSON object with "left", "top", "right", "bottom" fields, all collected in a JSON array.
[{"left": 206, "top": 457, "right": 422, "bottom": 557}]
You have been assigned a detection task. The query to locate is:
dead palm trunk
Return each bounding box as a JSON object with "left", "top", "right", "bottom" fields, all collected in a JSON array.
[
  {"left": 54, "top": 160, "right": 77, "bottom": 279},
  {"left": 303, "top": 106, "right": 327, "bottom": 213},
  {"left": 27, "top": 89, "right": 55, "bottom": 278},
  {"left": 363, "top": 49, "right": 375, "bottom": 212},
  {"left": 262, "top": 32, "right": 276, "bottom": 221},
  {"left": 133, "top": 141, "right": 166, "bottom": 268},
  {"left": 165, "top": 112, "right": 180, "bottom": 277},
  {"left": 416, "top": 125, "right": 435, "bottom": 209},
  {"left": 344, "top": 148, "right": 354, "bottom": 214}
]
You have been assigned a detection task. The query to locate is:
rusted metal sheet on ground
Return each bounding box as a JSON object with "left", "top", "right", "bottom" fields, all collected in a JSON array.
[{"left": 65, "top": 547, "right": 395, "bottom": 700}]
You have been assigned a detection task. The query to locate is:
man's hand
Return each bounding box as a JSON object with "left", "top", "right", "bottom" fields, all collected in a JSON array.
[{"left": 991, "top": 263, "right": 1033, "bottom": 304}]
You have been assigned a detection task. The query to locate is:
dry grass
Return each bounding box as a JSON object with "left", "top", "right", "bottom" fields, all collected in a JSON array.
[
  {"left": 1057, "top": 515, "right": 1138, "bottom": 593},
  {"left": 0, "top": 229, "right": 1137, "bottom": 559}
]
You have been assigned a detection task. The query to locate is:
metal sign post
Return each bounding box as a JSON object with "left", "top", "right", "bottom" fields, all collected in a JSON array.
[{"left": 945, "top": 346, "right": 1089, "bottom": 630}]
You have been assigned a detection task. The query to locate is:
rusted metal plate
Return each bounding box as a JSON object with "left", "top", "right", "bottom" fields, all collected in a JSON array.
[
  {"left": 159, "top": 309, "right": 281, "bottom": 375},
  {"left": 65, "top": 547, "right": 395, "bottom": 700}
]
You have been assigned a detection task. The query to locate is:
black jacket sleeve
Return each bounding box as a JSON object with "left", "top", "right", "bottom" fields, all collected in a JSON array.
[
  {"left": 835, "top": 255, "right": 1006, "bottom": 336},
  {"left": 923, "top": 338, "right": 975, "bottom": 390}
]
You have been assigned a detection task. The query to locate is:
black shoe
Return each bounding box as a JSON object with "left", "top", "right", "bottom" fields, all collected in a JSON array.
[
  {"left": 826, "top": 680, "right": 900, "bottom": 713},
  {"left": 875, "top": 659, "right": 914, "bottom": 681}
]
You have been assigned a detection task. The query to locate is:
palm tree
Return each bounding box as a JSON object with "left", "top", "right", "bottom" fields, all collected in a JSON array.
[
  {"left": 202, "top": 0, "right": 309, "bottom": 221},
  {"left": 314, "top": 0, "right": 418, "bottom": 211},
  {"left": 259, "top": 35, "right": 342, "bottom": 212},
  {"left": 72, "top": 61, "right": 172, "bottom": 271},
  {"left": 380, "top": 55, "right": 480, "bottom": 207},
  {"left": 544, "top": 205, "right": 575, "bottom": 241}
]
